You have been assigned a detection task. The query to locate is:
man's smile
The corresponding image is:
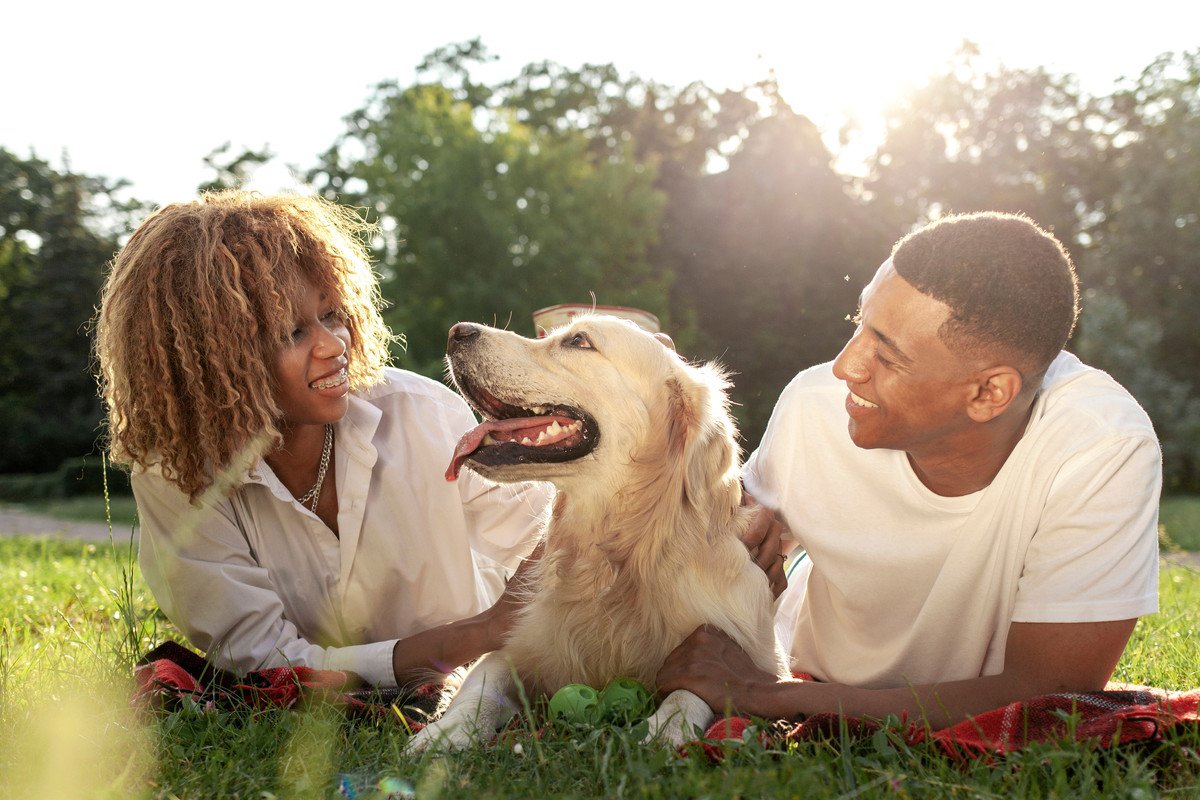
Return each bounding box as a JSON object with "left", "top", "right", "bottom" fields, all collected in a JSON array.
[{"left": 848, "top": 390, "right": 878, "bottom": 409}]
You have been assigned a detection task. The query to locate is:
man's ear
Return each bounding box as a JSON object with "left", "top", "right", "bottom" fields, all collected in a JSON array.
[{"left": 966, "top": 366, "right": 1023, "bottom": 422}]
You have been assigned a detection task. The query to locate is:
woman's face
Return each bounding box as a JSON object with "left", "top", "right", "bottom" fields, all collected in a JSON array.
[{"left": 271, "top": 282, "right": 352, "bottom": 429}]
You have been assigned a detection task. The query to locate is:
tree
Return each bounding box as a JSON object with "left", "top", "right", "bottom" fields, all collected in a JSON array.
[
  {"left": 418, "top": 46, "right": 852, "bottom": 444},
  {"left": 318, "top": 41, "right": 797, "bottom": 366},
  {"left": 310, "top": 77, "right": 666, "bottom": 376},
  {"left": 1074, "top": 290, "right": 1200, "bottom": 491},
  {"left": 0, "top": 149, "right": 144, "bottom": 473},
  {"left": 670, "top": 106, "right": 891, "bottom": 444},
  {"left": 1085, "top": 51, "right": 1200, "bottom": 387},
  {"left": 197, "top": 142, "right": 275, "bottom": 193},
  {"left": 863, "top": 46, "right": 1200, "bottom": 489},
  {"left": 1078, "top": 50, "right": 1200, "bottom": 491},
  {"left": 864, "top": 44, "right": 1111, "bottom": 244}
]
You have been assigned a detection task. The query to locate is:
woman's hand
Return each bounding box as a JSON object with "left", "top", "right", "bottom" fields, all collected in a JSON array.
[
  {"left": 739, "top": 493, "right": 789, "bottom": 597},
  {"left": 391, "top": 539, "right": 544, "bottom": 687},
  {"left": 480, "top": 539, "right": 544, "bottom": 651}
]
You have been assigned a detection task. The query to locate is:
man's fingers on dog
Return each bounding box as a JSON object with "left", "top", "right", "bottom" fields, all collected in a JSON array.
[
  {"left": 739, "top": 503, "right": 773, "bottom": 552},
  {"left": 768, "top": 565, "right": 788, "bottom": 598},
  {"left": 750, "top": 516, "right": 784, "bottom": 573},
  {"left": 761, "top": 528, "right": 784, "bottom": 570}
]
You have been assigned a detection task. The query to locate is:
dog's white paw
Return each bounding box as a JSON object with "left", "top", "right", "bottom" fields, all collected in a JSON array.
[
  {"left": 642, "top": 713, "right": 701, "bottom": 749},
  {"left": 405, "top": 716, "right": 478, "bottom": 754},
  {"left": 641, "top": 690, "right": 714, "bottom": 748}
]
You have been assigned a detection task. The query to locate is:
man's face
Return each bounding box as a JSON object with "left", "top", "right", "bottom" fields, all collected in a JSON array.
[{"left": 831, "top": 260, "right": 978, "bottom": 455}]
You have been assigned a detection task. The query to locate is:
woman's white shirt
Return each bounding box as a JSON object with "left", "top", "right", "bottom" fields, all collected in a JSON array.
[{"left": 133, "top": 368, "right": 550, "bottom": 687}]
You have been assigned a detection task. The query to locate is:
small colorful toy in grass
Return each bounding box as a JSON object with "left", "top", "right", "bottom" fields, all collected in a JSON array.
[
  {"left": 598, "top": 677, "right": 654, "bottom": 722},
  {"left": 548, "top": 683, "right": 601, "bottom": 723},
  {"left": 336, "top": 773, "right": 415, "bottom": 799},
  {"left": 375, "top": 776, "right": 415, "bottom": 799}
]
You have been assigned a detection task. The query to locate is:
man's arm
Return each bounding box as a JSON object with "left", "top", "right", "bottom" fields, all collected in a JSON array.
[{"left": 656, "top": 618, "right": 1137, "bottom": 728}]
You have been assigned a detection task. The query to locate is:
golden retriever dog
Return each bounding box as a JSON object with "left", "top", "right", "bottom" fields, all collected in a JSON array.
[{"left": 407, "top": 315, "right": 786, "bottom": 752}]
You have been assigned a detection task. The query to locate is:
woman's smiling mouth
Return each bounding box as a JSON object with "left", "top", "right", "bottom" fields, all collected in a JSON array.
[{"left": 310, "top": 368, "right": 348, "bottom": 391}]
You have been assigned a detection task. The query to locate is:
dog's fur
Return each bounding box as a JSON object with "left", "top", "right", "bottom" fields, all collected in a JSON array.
[{"left": 408, "top": 315, "right": 787, "bottom": 751}]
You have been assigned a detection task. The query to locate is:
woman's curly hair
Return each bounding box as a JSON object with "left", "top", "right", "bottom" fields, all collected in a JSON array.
[{"left": 95, "top": 190, "right": 395, "bottom": 500}]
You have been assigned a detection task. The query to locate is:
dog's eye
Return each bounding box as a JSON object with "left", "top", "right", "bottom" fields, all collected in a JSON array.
[{"left": 565, "top": 331, "right": 594, "bottom": 350}]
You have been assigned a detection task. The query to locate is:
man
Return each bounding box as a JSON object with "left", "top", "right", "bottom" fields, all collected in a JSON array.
[{"left": 657, "top": 212, "right": 1161, "bottom": 727}]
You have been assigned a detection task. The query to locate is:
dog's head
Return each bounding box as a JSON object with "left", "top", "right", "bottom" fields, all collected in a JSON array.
[{"left": 443, "top": 315, "right": 741, "bottom": 506}]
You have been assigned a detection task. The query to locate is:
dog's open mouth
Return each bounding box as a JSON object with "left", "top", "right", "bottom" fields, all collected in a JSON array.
[{"left": 445, "top": 373, "right": 599, "bottom": 480}]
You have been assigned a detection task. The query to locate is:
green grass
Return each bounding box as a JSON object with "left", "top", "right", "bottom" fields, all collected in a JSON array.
[{"left": 0, "top": 535, "right": 1197, "bottom": 798}]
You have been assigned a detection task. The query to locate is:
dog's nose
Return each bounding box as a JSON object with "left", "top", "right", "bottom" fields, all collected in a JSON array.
[{"left": 447, "top": 322, "right": 482, "bottom": 354}]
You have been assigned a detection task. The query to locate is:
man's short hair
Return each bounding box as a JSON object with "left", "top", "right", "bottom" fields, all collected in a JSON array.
[{"left": 891, "top": 212, "right": 1080, "bottom": 378}]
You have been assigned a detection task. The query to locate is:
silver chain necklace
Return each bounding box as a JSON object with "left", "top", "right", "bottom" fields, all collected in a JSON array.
[{"left": 296, "top": 423, "right": 333, "bottom": 511}]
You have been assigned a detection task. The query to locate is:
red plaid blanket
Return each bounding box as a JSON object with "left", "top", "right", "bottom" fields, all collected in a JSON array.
[
  {"left": 132, "top": 641, "right": 441, "bottom": 720},
  {"left": 134, "top": 643, "right": 1199, "bottom": 758},
  {"left": 699, "top": 687, "right": 1200, "bottom": 760}
]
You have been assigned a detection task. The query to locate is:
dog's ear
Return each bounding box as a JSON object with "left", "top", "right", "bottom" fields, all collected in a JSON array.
[
  {"left": 666, "top": 363, "right": 742, "bottom": 523},
  {"left": 605, "top": 360, "right": 741, "bottom": 565}
]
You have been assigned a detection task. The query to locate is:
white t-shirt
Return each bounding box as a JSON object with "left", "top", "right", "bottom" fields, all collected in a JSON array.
[
  {"left": 134, "top": 368, "right": 550, "bottom": 688},
  {"left": 744, "top": 352, "right": 1161, "bottom": 689}
]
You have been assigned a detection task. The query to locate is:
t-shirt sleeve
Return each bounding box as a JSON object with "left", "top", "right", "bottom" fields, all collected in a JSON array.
[
  {"left": 1012, "top": 434, "right": 1162, "bottom": 623},
  {"left": 134, "top": 470, "right": 398, "bottom": 687}
]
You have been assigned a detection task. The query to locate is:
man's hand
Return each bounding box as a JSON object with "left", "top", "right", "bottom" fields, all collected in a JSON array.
[
  {"left": 656, "top": 625, "right": 787, "bottom": 716},
  {"left": 739, "top": 494, "right": 789, "bottom": 597}
]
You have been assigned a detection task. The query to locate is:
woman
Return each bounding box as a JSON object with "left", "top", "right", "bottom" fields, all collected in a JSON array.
[
  {"left": 96, "top": 190, "right": 553, "bottom": 689},
  {"left": 96, "top": 190, "right": 785, "bottom": 689}
]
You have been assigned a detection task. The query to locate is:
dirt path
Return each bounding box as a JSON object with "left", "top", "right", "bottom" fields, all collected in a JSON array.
[
  {"left": 0, "top": 507, "right": 138, "bottom": 542},
  {"left": 1161, "top": 549, "right": 1200, "bottom": 569}
]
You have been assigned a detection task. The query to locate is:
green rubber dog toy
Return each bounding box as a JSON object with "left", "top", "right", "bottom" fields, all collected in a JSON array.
[
  {"left": 548, "top": 683, "right": 601, "bottom": 723},
  {"left": 599, "top": 677, "right": 653, "bottom": 722}
]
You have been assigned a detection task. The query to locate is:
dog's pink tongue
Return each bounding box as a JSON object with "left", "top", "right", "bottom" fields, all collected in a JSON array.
[
  {"left": 445, "top": 415, "right": 576, "bottom": 481},
  {"left": 446, "top": 424, "right": 491, "bottom": 481}
]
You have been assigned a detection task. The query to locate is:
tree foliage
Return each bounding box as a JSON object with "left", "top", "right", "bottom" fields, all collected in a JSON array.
[
  {"left": 310, "top": 49, "right": 668, "bottom": 375},
  {"left": 1077, "top": 51, "right": 1200, "bottom": 488},
  {"left": 668, "top": 107, "right": 891, "bottom": 440},
  {"left": 0, "top": 149, "right": 144, "bottom": 473},
  {"left": 197, "top": 142, "right": 275, "bottom": 194},
  {"left": 859, "top": 46, "right": 1200, "bottom": 489},
  {"left": 1075, "top": 290, "right": 1200, "bottom": 491},
  {"left": 1086, "top": 52, "right": 1200, "bottom": 381},
  {"left": 864, "top": 44, "right": 1113, "bottom": 241},
  {"left": 0, "top": 42, "right": 1197, "bottom": 491}
]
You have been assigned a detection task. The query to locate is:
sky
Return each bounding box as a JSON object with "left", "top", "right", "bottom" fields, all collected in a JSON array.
[{"left": 7, "top": 1, "right": 1198, "bottom": 206}]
